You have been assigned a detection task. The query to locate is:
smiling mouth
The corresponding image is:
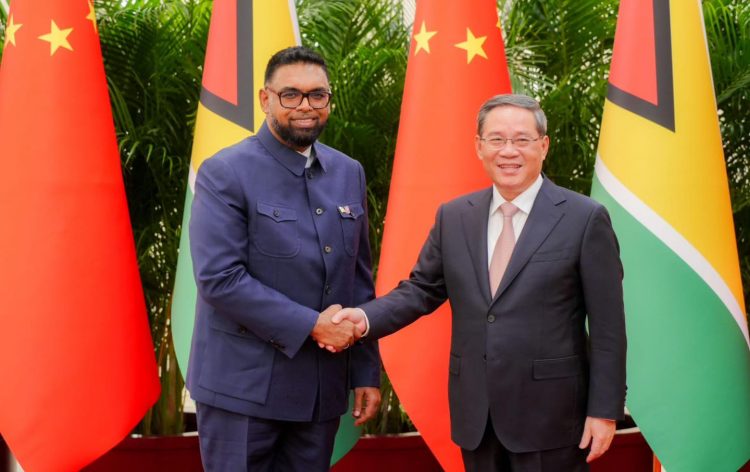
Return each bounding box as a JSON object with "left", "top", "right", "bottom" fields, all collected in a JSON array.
[
  {"left": 498, "top": 164, "right": 521, "bottom": 169},
  {"left": 292, "top": 117, "right": 318, "bottom": 127}
]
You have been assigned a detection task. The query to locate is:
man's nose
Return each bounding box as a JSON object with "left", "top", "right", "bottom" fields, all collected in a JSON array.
[{"left": 296, "top": 96, "right": 313, "bottom": 110}]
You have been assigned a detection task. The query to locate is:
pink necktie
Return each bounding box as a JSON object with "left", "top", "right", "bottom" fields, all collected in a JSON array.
[{"left": 489, "top": 202, "right": 519, "bottom": 296}]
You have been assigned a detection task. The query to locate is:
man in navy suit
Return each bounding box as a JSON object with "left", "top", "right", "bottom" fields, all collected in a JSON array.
[
  {"left": 186, "top": 46, "right": 381, "bottom": 471},
  {"left": 333, "top": 94, "right": 626, "bottom": 471}
]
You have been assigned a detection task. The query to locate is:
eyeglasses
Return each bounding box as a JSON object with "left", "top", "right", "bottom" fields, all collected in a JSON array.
[
  {"left": 265, "top": 87, "right": 332, "bottom": 109},
  {"left": 479, "top": 136, "right": 543, "bottom": 150}
]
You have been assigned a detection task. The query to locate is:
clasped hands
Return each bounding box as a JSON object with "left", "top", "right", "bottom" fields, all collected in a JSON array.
[{"left": 310, "top": 304, "right": 367, "bottom": 352}]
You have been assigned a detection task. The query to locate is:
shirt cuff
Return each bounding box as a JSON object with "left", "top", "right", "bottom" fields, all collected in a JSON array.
[{"left": 355, "top": 307, "right": 370, "bottom": 337}]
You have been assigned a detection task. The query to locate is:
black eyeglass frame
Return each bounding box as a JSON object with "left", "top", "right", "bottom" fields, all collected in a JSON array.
[{"left": 265, "top": 87, "right": 333, "bottom": 109}]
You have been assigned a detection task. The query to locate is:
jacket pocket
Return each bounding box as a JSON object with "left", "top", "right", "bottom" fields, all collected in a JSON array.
[
  {"left": 253, "top": 201, "right": 300, "bottom": 257},
  {"left": 529, "top": 248, "right": 572, "bottom": 262},
  {"left": 338, "top": 202, "right": 364, "bottom": 256},
  {"left": 198, "top": 315, "right": 274, "bottom": 404},
  {"left": 532, "top": 354, "right": 583, "bottom": 379}
]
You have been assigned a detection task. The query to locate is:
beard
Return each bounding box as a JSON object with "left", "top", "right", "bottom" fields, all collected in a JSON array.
[{"left": 270, "top": 115, "right": 327, "bottom": 149}]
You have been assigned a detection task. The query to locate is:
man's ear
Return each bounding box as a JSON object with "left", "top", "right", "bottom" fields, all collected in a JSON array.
[
  {"left": 541, "top": 134, "right": 550, "bottom": 160},
  {"left": 259, "top": 87, "right": 270, "bottom": 113}
]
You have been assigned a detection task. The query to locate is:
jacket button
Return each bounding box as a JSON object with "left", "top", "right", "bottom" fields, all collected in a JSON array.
[
  {"left": 325, "top": 284, "right": 332, "bottom": 294},
  {"left": 487, "top": 314, "right": 496, "bottom": 323},
  {"left": 315, "top": 208, "right": 324, "bottom": 215},
  {"left": 273, "top": 209, "right": 280, "bottom": 217},
  {"left": 238, "top": 326, "right": 248, "bottom": 334},
  {"left": 324, "top": 245, "right": 333, "bottom": 254}
]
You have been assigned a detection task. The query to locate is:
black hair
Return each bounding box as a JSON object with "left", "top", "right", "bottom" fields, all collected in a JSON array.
[{"left": 264, "top": 46, "right": 329, "bottom": 84}]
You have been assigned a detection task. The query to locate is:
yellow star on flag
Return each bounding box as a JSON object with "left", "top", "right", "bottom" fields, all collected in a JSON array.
[
  {"left": 4, "top": 14, "right": 22, "bottom": 47},
  {"left": 413, "top": 20, "right": 437, "bottom": 55},
  {"left": 87, "top": 0, "right": 98, "bottom": 33},
  {"left": 496, "top": 18, "right": 502, "bottom": 30},
  {"left": 38, "top": 20, "right": 74, "bottom": 56},
  {"left": 455, "top": 28, "right": 487, "bottom": 64}
]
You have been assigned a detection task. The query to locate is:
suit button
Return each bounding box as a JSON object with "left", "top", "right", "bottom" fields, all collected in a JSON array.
[
  {"left": 324, "top": 245, "right": 333, "bottom": 254},
  {"left": 273, "top": 209, "right": 280, "bottom": 217},
  {"left": 325, "top": 284, "right": 332, "bottom": 294},
  {"left": 482, "top": 354, "right": 487, "bottom": 361},
  {"left": 315, "top": 208, "right": 324, "bottom": 215},
  {"left": 487, "top": 315, "right": 496, "bottom": 323},
  {"left": 238, "top": 326, "right": 248, "bottom": 334}
]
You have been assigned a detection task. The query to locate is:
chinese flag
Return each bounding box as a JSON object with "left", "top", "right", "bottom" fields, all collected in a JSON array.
[
  {"left": 376, "top": 1, "right": 511, "bottom": 470},
  {"left": 0, "top": 1, "right": 160, "bottom": 470}
]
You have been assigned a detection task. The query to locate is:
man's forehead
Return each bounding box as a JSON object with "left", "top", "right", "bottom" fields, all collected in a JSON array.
[{"left": 268, "top": 63, "right": 329, "bottom": 86}]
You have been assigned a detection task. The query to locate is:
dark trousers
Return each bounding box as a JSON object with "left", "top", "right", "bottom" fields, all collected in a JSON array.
[
  {"left": 196, "top": 402, "right": 340, "bottom": 472},
  {"left": 461, "top": 418, "right": 588, "bottom": 472}
]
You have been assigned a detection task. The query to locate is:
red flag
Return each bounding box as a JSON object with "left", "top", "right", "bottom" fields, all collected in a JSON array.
[
  {"left": 0, "top": 1, "right": 160, "bottom": 470},
  {"left": 376, "top": 1, "right": 511, "bottom": 470}
]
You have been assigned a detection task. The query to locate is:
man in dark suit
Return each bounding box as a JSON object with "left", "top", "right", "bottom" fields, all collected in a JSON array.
[
  {"left": 186, "top": 46, "right": 381, "bottom": 471},
  {"left": 332, "top": 94, "right": 626, "bottom": 471}
]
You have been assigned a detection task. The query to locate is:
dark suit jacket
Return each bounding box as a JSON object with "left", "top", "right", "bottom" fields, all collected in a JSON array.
[
  {"left": 186, "top": 123, "right": 380, "bottom": 422},
  {"left": 361, "top": 177, "right": 626, "bottom": 452}
]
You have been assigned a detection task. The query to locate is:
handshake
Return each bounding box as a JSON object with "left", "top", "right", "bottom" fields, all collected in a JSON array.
[{"left": 310, "top": 304, "right": 368, "bottom": 353}]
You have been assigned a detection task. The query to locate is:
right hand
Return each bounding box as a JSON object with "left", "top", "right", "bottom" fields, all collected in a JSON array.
[
  {"left": 331, "top": 307, "right": 368, "bottom": 335},
  {"left": 310, "top": 304, "right": 356, "bottom": 352}
]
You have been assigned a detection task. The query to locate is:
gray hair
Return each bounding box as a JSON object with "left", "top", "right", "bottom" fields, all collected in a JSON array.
[{"left": 476, "top": 94, "right": 547, "bottom": 136}]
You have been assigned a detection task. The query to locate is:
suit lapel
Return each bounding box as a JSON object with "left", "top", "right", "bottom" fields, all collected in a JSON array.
[
  {"left": 461, "top": 188, "right": 493, "bottom": 305},
  {"left": 492, "top": 178, "right": 566, "bottom": 303}
]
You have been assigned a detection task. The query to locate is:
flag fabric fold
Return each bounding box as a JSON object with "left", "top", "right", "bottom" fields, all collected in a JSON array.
[
  {"left": 0, "top": 0, "right": 160, "bottom": 470},
  {"left": 591, "top": 1, "right": 750, "bottom": 470},
  {"left": 376, "top": 1, "right": 511, "bottom": 470}
]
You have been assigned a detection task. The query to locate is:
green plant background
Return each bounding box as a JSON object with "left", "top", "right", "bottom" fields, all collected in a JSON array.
[{"left": 0, "top": 0, "right": 747, "bottom": 436}]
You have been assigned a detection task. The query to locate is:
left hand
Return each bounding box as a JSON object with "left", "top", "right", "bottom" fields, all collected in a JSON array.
[
  {"left": 578, "top": 416, "right": 616, "bottom": 463},
  {"left": 352, "top": 387, "right": 381, "bottom": 426}
]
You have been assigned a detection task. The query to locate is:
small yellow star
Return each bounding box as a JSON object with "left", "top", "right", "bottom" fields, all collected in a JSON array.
[
  {"left": 38, "top": 20, "right": 74, "bottom": 56},
  {"left": 87, "top": 0, "right": 98, "bottom": 33},
  {"left": 4, "top": 14, "right": 22, "bottom": 47},
  {"left": 455, "top": 28, "right": 488, "bottom": 64},
  {"left": 496, "top": 18, "right": 502, "bottom": 31},
  {"left": 413, "top": 20, "right": 437, "bottom": 55}
]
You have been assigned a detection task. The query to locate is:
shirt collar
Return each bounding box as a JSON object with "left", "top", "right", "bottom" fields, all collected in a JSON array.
[
  {"left": 490, "top": 174, "right": 544, "bottom": 216},
  {"left": 257, "top": 121, "right": 329, "bottom": 175}
]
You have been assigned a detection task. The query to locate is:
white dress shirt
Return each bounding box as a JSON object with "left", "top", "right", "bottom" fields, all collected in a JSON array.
[{"left": 487, "top": 175, "right": 544, "bottom": 267}]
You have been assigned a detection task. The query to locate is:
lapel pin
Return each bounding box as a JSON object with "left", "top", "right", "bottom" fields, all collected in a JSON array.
[{"left": 338, "top": 205, "right": 351, "bottom": 216}]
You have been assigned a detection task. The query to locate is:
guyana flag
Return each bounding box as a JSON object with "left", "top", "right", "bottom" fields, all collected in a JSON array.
[
  {"left": 590, "top": 1, "right": 750, "bottom": 470},
  {"left": 0, "top": 0, "right": 160, "bottom": 470},
  {"left": 169, "top": 0, "right": 360, "bottom": 463},
  {"left": 375, "top": 1, "right": 511, "bottom": 470}
]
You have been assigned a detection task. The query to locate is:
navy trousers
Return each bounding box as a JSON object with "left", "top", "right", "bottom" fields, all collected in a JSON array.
[{"left": 196, "top": 402, "right": 340, "bottom": 472}]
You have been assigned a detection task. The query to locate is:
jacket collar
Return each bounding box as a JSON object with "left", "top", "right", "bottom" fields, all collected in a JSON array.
[{"left": 256, "top": 121, "right": 329, "bottom": 175}]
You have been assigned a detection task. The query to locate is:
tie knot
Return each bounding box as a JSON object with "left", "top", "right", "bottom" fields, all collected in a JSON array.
[{"left": 500, "top": 202, "right": 519, "bottom": 218}]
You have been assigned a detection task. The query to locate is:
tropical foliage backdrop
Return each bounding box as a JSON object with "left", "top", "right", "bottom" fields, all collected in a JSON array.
[{"left": 0, "top": 0, "right": 747, "bottom": 435}]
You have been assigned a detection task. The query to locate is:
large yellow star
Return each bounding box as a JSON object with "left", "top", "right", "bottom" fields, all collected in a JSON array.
[
  {"left": 4, "top": 14, "right": 22, "bottom": 47},
  {"left": 413, "top": 20, "right": 437, "bottom": 55},
  {"left": 87, "top": 0, "right": 98, "bottom": 33},
  {"left": 38, "top": 20, "right": 74, "bottom": 56},
  {"left": 455, "top": 28, "right": 488, "bottom": 64}
]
